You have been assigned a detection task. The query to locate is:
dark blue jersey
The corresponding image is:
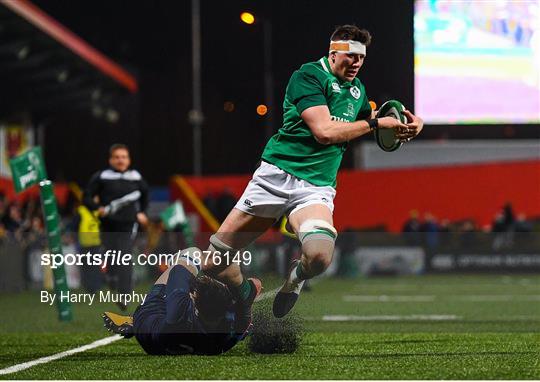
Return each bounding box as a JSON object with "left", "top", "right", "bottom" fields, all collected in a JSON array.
[{"left": 133, "top": 266, "right": 240, "bottom": 355}]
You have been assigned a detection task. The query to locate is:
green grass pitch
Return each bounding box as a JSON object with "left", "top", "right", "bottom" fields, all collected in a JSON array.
[{"left": 1, "top": 274, "right": 539, "bottom": 379}]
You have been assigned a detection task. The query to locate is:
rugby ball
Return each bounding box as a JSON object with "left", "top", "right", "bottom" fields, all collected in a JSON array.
[{"left": 375, "top": 100, "right": 407, "bottom": 152}]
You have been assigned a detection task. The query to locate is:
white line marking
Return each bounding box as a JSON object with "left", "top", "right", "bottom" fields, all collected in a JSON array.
[
  {"left": 343, "top": 295, "right": 436, "bottom": 302},
  {"left": 353, "top": 283, "right": 540, "bottom": 290},
  {"left": 457, "top": 295, "right": 540, "bottom": 302},
  {"left": 0, "top": 335, "right": 122, "bottom": 376},
  {"left": 343, "top": 294, "right": 540, "bottom": 302},
  {"left": 321, "top": 314, "right": 460, "bottom": 322}
]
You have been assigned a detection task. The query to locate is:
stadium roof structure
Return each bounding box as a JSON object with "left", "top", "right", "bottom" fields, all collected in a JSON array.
[{"left": 0, "top": 0, "right": 138, "bottom": 120}]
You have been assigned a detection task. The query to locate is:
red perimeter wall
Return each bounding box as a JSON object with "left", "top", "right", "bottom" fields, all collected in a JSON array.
[{"left": 174, "top": 160, "right": 540, "bottom": 232}]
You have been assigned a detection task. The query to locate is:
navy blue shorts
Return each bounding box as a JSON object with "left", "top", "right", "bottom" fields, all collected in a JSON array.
[{"left": 132, "top": 284, "right": 168, "bottom": 354}]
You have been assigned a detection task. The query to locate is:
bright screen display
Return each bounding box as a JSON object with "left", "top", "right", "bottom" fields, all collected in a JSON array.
[{"left": 414, "top": 0, "right": 540, "bottom": 124}]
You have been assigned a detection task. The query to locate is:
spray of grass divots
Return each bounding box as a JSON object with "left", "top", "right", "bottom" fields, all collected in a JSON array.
[{"left": 247, "top": 300, "right": 304, "bottom": 354}]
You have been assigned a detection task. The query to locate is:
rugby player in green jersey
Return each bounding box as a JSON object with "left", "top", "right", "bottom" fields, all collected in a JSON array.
[{"left": 202, "top": 25, "right": 424, "bottom": 325}]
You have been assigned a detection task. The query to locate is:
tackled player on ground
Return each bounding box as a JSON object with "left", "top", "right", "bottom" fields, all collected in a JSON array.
[{"left": 103, "top": 248, "right": 254, "bottom": 355}]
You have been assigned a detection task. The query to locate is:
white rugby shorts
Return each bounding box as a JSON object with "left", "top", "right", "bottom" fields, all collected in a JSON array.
[{"left": 234, "top": 161, "right": 336, "bottom": 219}]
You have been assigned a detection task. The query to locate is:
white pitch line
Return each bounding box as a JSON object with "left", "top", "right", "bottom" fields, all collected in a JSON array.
[
  {"left": 353, "top": 283, "right": 540, "bottom": 290},
  {"left": 321, "top": 314, "right": 461, "bottom": 322},
  {"left": 342, "top": 294, "right": 540, "bottom": 303},
  {"left": 0, "top": 335, "right": 122, "bottom": 376},
  {"left": 343, "top": 295, "right": 436, "bottom": 302},
  {"left": 457, "top": 295, "right": 540, "bottom": 302}
]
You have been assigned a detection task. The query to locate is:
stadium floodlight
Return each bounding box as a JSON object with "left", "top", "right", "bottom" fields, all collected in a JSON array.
[
  {"left": 239, "top": 10, "right": 274, "bottom": 137},
  {"left": 256, "top": 104, "right": 268, "bottom": 116},
  {"left": 240, "top": 11, "right": 255, "bottom": 25}
]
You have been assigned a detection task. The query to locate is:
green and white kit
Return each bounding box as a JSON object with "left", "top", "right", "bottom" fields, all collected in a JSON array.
[
  {"left": 236, "top": 56, "right": 371, "bottom": 218},
  {"left": 263, "top": 56, "right": 371, "bottom": 188}
]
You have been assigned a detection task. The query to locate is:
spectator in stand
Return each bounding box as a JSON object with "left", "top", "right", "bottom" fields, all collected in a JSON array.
[
  {"left": 421, "top": 212, "right": 440, "bottom": 251},
  {"left": 204, "top": 189, "right": 240, "bottom": 223},
  {"left": 336, "top": 227, "right": 360, "bottom": 277},
  {"left": 460, "top": 219, "right": 477, "bottom": 249},
  {"left": 492, "top": 203, "right": 517, "bottom": 250},
  {"left": 215, "top": 188, "right": 237, "bottom": 223},
  {"left": 439, "top": 219, "right": 450, "bottom": 233},
  {"left": 502, "top": 203, "right": 516, "bottom": 230},
  {"left": 515, "top": 213, "right": 532, "bottom": 233},
  {"left": 2, "top": 203, "right": 24, "bottom": 239},
  {"left": 437, "top": 218, "right": 451, "bottom": 249},
  {"left": 402, "top": 210, "right": 422, "bottom": 246},
  {"left": 491, "top": 212, "right": 505, "bottom": 233},
  {"left": 22, "top": 197, "right": 39, "bottom": 225},
  {"left": 203, "top": 192, "right": 219, "bottom": 222},
  {"left": 514, "top": 213, "right": 533, "bottom": 249},
  {"left": 24, "top": 216, "right": 45, "bottom": 247},
  {"left": 0, "top": 193, "right": 7, "bottom": 218}
]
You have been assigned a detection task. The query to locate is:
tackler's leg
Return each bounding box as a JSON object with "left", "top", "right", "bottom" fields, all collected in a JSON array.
[{"left": 273, "top": 204, "right": 337, "bottom": 318}]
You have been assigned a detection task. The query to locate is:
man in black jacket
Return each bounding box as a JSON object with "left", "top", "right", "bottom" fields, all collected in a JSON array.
[{"left": 83, "top": 144, "right": 149, "bottom": 310}]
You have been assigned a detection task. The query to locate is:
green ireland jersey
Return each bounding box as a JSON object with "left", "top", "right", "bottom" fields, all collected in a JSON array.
[{"left": 261, "top": 56, "right": 372, "bottom": 188}]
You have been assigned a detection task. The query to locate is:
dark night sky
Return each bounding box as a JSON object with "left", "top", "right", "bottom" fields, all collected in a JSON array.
[{"left": 31, "top": 0, "right": 414, "bottom": 185}]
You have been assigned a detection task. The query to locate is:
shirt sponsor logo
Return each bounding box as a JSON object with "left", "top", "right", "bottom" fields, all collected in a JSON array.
[
  {"left": 331, "top": 115, "right": 351, "bottom": 122},
  {"left": 350, "top": 86, "right": 361, "bottom": 99},
  {"left": 331, "top": 82, "right": 341, "bottom": 93}
]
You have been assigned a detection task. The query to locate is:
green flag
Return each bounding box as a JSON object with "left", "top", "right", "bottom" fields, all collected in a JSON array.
[
  {"left": 160, "top": 201, "right": 187, "bottom": 230},
  {"left": 9, "top": 147, "right": 47, "bottom": 193}
]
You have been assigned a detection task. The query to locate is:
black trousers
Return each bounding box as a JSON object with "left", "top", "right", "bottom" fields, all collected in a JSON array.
[
  {"left": 100, "top": 220, "right": 137, "bottom": 295},
  {"left": 80, "top": 245, "right": 103, "bottom": 293}
]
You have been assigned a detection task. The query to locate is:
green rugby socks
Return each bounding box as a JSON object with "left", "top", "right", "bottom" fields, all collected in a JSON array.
[
  {"left": 295, "top": 262, "right": 309, "bottom": 280},
  {"left": 233, "top": 278, "right": 253, "bottom": 301}
]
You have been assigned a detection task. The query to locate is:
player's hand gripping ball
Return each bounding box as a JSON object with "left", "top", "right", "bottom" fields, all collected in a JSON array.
[{"left": 375, "top": 99, "right": 408, "bottom": 152}]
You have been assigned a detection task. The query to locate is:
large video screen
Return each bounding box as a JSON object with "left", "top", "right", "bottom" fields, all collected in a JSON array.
[{"left": 414, "top": 0, "right": 540, "bottom": 124}]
